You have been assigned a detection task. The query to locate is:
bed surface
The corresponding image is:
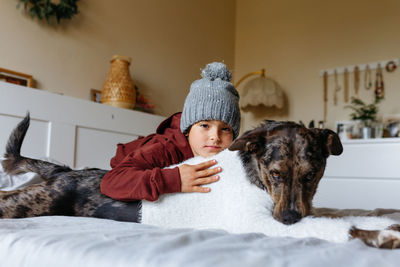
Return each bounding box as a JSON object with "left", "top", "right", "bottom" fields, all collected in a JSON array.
[
  {"left": 0, "top": 216, "right": 399, "bottom": 267},
  {"left": 2, "top": 82, "right": 400, "bottom": 266}
]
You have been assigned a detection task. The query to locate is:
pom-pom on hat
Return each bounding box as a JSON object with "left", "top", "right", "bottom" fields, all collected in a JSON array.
[{"left": 180, "top": 62, "right": 241, "bottom": 139}]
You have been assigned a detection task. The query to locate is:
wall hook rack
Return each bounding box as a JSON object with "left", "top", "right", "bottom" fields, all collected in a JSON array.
[{"left": 319, "top": 59, "right": 399, "bottom": 76}]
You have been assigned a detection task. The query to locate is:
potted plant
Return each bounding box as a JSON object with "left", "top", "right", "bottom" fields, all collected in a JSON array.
[{"left": 346, "top": 97, "right": 381, "bottom": 139}]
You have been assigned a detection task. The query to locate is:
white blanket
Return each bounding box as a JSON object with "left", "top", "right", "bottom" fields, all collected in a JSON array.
[
  {"left": 0, "top": 216, "right": 400, "bottom": 267},
  {"left": 142, "top": 150, "right": 400, "bottom": 243}
]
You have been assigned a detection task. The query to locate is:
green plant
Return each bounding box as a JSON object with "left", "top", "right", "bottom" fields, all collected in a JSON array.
[
  {"left": 16, "top": 0, "right": 79, "bottom": 24},
  {"left": 346, "top": 97, "right": 381, "bottom": 127}
]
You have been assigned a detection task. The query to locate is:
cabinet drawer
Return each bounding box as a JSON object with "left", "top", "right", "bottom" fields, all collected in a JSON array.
[
  {"left": 314, "top": 177, "right": 400, "bottom": 209},
  {"left": 325, "top": 140, "right": 400, "bottom": 179}
]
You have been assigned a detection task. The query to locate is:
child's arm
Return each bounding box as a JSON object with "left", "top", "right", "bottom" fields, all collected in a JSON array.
[
  {"left": 100, "top": 142, "right": 220, "bottom": 201},
  {"left": 100, "top": 142, "right": 181, "bottom": 201}
]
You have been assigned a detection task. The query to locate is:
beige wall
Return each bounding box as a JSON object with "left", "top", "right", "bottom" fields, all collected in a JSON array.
[
  {"left": 1, "top": 0, "right": 235, "bottom": 116},
  {"left": 3, "top": 0, "right": 400, "bottom": 131},
  {"left": 235, "top": 0, "right": 400, "bottom": 131}
]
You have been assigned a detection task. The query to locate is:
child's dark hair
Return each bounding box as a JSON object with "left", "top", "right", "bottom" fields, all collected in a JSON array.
[{"left": 183, "top": 126, "right": 192, "bottom": 136}]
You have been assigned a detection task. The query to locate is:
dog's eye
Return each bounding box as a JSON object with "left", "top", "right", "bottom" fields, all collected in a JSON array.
[
  {"left": 270, "top": 170, "right": 280, "bottom": 180},
  {"left": 304, "top": 173, "right": 314, "bottom": 182}
]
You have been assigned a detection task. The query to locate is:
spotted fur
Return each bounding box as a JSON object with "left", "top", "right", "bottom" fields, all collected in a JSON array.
[
  {"left": 0, "top": 113, "right": 141, "bottom": 222},
  {"left": 229, "top": 120, "right": 343, "bottom": 225}
]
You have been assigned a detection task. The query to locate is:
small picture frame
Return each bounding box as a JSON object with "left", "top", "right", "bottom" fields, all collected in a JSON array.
[
  {"left": 382, "top": 114, "right": 400, "bottom": 125},
  {"left": 90, "top": 89, "right": 102, "bottom": 103},
  {"left": 0, "top": 67, "right": 34, "bottom": 87},
  {"left": 382, "top": 114, "right": 400, "bottom": 137}
]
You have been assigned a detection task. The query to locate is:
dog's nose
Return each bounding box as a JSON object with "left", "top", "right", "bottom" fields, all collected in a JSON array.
[{"left": 280, "top": 210, "right": 302, "bottom": 225}]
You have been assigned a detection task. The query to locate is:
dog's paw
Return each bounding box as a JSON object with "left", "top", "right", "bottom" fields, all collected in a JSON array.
[
  {"left": 387, "top": 224, "right": 400, "bottom": 232},
  {"left": 350, "top": 226, "right": 400, "bottom": 249}
]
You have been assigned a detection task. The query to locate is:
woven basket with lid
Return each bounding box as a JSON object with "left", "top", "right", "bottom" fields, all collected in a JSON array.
[{"left": 101, "top": 55, "right": 136, "bottom": 109}]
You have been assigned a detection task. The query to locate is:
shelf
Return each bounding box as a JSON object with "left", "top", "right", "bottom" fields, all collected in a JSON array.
[{"left": 341, "top": 137, "right": 400, "bottom": 144}]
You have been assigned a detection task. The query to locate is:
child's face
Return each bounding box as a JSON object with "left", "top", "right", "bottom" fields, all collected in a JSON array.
[{"left": 187, "top": 120, "right": 234, "bottom": 158}]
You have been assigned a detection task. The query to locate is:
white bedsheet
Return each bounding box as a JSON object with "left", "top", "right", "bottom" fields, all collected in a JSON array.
[{"left": 0, "top": 216, "right": 400, "bottom": 267}]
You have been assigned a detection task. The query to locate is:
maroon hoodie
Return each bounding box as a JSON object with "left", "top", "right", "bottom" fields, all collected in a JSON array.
[{"left": 100, "top": 112, "right": 194, "bottom": 201}]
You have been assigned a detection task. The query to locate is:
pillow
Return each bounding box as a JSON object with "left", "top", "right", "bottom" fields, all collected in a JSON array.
[
  {"left": 0, "top": 157, "right": 63, "bottom": 190},
  {"left": 0, "top": 163, "right": 43, "bottom": 191}
]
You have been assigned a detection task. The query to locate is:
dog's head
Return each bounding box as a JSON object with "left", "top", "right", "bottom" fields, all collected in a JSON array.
[{"left": 229, "top": 120, "right": 343, "bottom": 225}]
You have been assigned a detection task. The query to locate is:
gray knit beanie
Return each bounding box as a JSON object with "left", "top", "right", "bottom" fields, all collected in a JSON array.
[{"left": 180, "top": 62, "right": 241, "bottom": 139}]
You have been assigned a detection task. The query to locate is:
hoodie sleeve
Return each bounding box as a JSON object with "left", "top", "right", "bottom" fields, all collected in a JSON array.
[{"left": 100, "top": 142, "right": 183, "bottom": 202}]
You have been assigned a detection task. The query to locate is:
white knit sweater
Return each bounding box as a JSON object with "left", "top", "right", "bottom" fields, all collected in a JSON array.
[{"left": 141, "top": 150, "right": 399, "bottom": 243}]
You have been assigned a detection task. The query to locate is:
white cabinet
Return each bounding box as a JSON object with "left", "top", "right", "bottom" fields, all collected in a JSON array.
[
  {"left": 314, "top": 138, "right": 400, "bottom": 209},
  {"left": 0, "top": 82, "right": 165, "bottom": 170}
]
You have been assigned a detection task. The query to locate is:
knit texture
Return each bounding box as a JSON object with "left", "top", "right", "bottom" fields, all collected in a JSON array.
[
  {"left": 180, "top": 62, "right": 241, "bottom": 139},
  {"left": 141, "top": 149, "right": 399, "bottom": 243}
]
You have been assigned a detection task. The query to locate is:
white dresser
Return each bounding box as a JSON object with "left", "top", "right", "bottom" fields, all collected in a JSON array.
[
  {"left": 314, "top": 138, "right": 400, "bottom": 209},
  {"left": 0, "top": 82, "right": 165, "bottom": 170}
]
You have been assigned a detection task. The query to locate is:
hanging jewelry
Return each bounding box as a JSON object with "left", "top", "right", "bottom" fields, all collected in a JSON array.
[
  {"left": 353, "top": 66, "right": 360, "bottom": 99},
  {"left": 333, "top": 69, "right": 341, "bottom": 105},
  {"left": 375, "top": 64, "right": 384, "bottom": 99},
  {"left": 343, "top": 68, "right": 349, "bottom": 103},
  {"left": 364, "top": 64, "right": 372, "bottom": 90},
  {"left": 323, "top": 71, "right": 328, "bottom": 122},
  {"left": 385, "top": 61, "right": 397, "bottom": 73}
]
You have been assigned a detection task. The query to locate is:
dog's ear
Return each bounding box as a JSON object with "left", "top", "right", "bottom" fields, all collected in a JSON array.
[
  {"left": 312, "top": 129, "right": 343, "bottom": 156},
  {"left": 228, "top": 139, "right": 259, "bottom": 153},
  {"left": 229, "top": 129, "right": 265, "bottom": 154}
]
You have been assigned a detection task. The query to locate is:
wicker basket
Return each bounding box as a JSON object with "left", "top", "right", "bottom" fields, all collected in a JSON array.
[{"left": 101, "top": 55, "right": 136, "bottom": 109}]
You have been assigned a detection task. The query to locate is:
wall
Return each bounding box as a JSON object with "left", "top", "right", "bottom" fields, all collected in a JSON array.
[
  {"left": 235, "top": 0, "right": 400, "bottom": 131},
  {"left": 0, "top": 0, "right": 235, "bottom": 116},
  {"left": 4, "top": 0, "right": 399, "bottom": 131}
]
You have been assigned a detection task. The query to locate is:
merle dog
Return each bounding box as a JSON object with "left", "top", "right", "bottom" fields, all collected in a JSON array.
[
  {"left": 1, "top": 114, "right": 399, "bottom": 248},
  {"left": 0, "top": 114, "right": 141, "bottom": 221}
]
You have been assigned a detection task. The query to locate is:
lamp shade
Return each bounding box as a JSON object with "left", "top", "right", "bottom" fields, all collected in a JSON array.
[{"left": 239, "top": 76, "right": 284, "bottom": 109}]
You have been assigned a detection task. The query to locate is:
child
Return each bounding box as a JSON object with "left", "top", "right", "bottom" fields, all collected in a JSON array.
[{"left": 100, "top": 62, "right": 241, "bottom": 201}]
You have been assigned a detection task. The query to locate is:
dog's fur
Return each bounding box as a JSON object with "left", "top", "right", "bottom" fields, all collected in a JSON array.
[
  {"left": 230, "top": 120, "right": 343, "bottom": 224},
  {"left": 1, "top": 114, "right": 400, "bottom": 249},
  {"left": 0, "top": 114, "right": 141, "bottom": 221}
]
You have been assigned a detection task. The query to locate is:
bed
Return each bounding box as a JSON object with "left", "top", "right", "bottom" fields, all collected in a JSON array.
[{"left": 1, "top": 81, "right": 400, "bottom": 266}]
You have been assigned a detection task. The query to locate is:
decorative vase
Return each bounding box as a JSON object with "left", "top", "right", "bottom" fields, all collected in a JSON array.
[
  {"left": 101, "top": 55, "right": 136, "bottom": 109},
  {"left": 373, "top": 123, "right": 383, "bottom": 138},
  {"left": 361, "top": 127, "right": 372, "bottom": 139}
]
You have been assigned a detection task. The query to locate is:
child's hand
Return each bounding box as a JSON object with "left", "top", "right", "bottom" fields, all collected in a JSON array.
[{"left": 178, "top": 160, "right": 221, "bottom": 193}]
